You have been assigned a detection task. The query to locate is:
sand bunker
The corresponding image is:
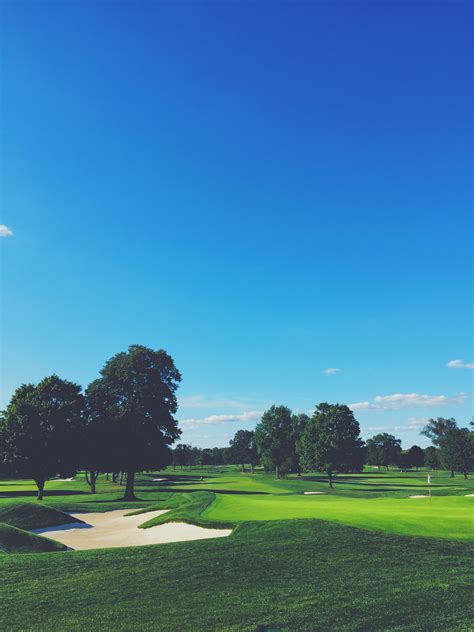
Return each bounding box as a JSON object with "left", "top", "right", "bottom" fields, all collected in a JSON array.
[
  {"left": 465, "top": 494, "right": 474, "bottom": 497},
  {"left": 51, "top": 477, "right": 75, "bottom": 482},
  {"left": 33, "top": 509, "right": 232, "bottom": 550},
  {"left": 152, "top": 478, "right": 165, "bottom": 482},
  {"left": 303, "top": 491, "right": 326, "bottom": 495},
  {"left": 409, "top": 495, "right": 429, "bottom": 498}
]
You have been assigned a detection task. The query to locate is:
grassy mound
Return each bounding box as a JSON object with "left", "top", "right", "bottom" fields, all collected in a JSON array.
[
  {"left": 0, "top": 523, "right": 67, "bottom": 554},
  {"left": 0, "top": 502, "right": 84, "bottom": 530},
  {"left": 1, "top": 519, "right": 473, "bottom": 630}
]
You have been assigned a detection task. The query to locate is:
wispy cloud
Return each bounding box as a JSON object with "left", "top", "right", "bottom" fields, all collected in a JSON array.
[
  {"left": 0, "top": 224, "right": 13, "bottom": 237},
  {"left": 350, "top": 392, "right": 467, "bottom": 411},
  {"left": 179, "top": 394, "right": 259, "bottom": 411},
  {"left": 179, "top": 410, "right": 263, "bottom": 430},
  {"left": 447, "top": 359, "right": 474, "bottom": 370},
  {"left": 323, "top": 367, "right": 341, "bottom": 375}
]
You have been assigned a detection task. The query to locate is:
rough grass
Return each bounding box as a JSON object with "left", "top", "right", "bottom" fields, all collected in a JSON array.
[
  {"left": 0, "top": 523, "right": 67, "bottom": 554},
  {"left": 1, "top": 520, "right": 473, "bottom": 631},
  {"left": 0, "top": 502, "right": 84, "bottom": 530}
]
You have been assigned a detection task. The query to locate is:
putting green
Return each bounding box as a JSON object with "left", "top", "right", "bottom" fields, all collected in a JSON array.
[{"left": 203, "top": 493, "right": 474, "bottom": 540}]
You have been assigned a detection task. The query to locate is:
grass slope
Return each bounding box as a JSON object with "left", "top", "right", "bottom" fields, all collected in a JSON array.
[
  {"left": 0, "top": 523, "right": 67, "bottom": 554},
  {"left": 0, "top": 502, "right": 84, "bottom": 530},
  {"left": 1, "top": 520, "right": 473, "bottom": 631}
]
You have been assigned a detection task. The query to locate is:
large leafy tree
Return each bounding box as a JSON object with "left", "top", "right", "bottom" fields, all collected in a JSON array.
[
  {"left": 297, "top": 403, "right": 365, "bottom": 487},
  {"left": 407, "top": 445, "right": 424, "bottom": 470},
  {"left": 230, "top": 429, "right": 258, "bottom": 472},
  {"left": 424, "top": 446, "right": 440, "bottom": 469},
  {"left": 366, "top": 433, "right": 401, "bottom": 470},
  {"left": 254, "top": 405, "right": 295, "bottom": 478},
  {"left": 86, "top": 345, "right": 181, "bottom": 500},
  {"left": 0, "top": 375, "right": 85, "bottom": 499}
]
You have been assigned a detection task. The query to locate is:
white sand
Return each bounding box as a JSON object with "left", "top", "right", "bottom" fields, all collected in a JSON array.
[
  {"left": 465, "top": 494, "right": 474, "bottom": 497},
  {"left": 303, "top": 491, "right": 326, "bottom": 495},
  {"left": 33, "top": 509, "right": 232, "bottom": 550},
  {"left": 51, "top": 477, "right": 75, "bottom": 482},
  {"left": 152, "top": 478, "right": 165, "bottom": 482},
  {"left": 409, "top": 495, "right": 429, "bottom": 498}
]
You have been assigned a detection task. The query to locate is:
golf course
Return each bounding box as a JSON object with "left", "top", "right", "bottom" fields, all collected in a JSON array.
[{"left": 1, "top": 466, "right": 473, "bottom": 631}]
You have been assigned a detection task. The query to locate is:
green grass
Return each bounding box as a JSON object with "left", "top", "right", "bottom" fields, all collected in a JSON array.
[
  {"left": 0, "top": 523, "right": 67, "bottom": 554},
  {"left": 1, "top": 466, "right": 473, "bottom": 630},
  {"left": 1, "top": 520, "right": 473, "bottom": 631},
  {"left": 0, "top": 502, "right": 84, "bottom": 530}
]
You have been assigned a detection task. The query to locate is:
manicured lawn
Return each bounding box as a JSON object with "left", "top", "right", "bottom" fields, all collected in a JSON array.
[
  {"left": 1, "top": 519, "right": 473, "bottom": 631},
  {"left": 1, "top": 466, "right": 473, "bottom": 630}
]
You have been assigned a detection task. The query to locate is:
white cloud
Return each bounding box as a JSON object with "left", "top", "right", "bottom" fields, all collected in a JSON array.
[
  {"left": 179, "top": 410, "right": 263, "bottom": 430},
  {"left": 447, "top": 359, "right": 474, "bottom": 369},
  {"left": 0, "top": 224, "right": 13, "bottom": 237},
  {"left": 323, "top": 367, "right": 341, "bottom": 375},
  {"left": 349, "top": 392, "right": 467, "bottom": 411}
]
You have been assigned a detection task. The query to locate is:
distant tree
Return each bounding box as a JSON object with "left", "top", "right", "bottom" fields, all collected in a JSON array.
[
  {"left": 174, "top": 444, "right": 192, "bottom": 468},
  {"left": 211, "top": 447, "right": 224, "bottom": 466},
  {"left": 290, "top": 413, "right": 310, "bottom": 475},
  {"left": 230, "top": 430, "right": 258, "bottom": 472},
  {"left": 366, "top": 433, "right": 401, "bottom": 470},
  {"left": 396, "top": 451, "right": 412, "bottom": 471},
  {"left": 421, "top": 417, "right": 457, "bottom": 447},
  {"left": 0, "top": 376, "right": 85, "bottom": 500},
  {"left": 190, "top": 447, "right": 201, "bottom": 466},
  {"left": 221, "top": 447, "right": 233, "bottom": 465},
  {"left": 407, "top": 445, "right": 424, "bottom": 470},
  {"left": 438, "top": 427, "right": 473, "bottom": 479},
  {"left": 297, "top": 403, "right": 365, "bottom": 488},
  {"left": 254, "top": 405, "right": 295, "bottom": 478},
  {"left": 424, "top": 446, "right": 440, "bottom": 469},
  {"left": 200, "top": 448, "right": 213, "bottom": 466},
  {"left": 86, "top": 345, "right": 181, "bottom": 500}
]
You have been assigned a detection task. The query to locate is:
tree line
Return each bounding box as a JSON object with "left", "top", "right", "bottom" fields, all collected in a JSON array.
[{"left": 1, "top": 343, "right": 473, "bottom": 499}]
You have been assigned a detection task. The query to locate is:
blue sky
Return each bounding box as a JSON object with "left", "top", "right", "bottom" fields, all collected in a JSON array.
[{"left": 1, "top": 1, "right": 472, "bottom": 448}]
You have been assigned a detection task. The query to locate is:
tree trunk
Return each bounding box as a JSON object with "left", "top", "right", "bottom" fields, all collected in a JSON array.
[
  {"left": 450, "top": 469, "right": 455, "bottom": 478},
  {"left": 120, "top": 471, "right": 125, "bottom": 486},
  {"left": 463, "top": 471, "right": 468, "bottom": 479},
  {"left": 112, "top": 472, "right": 119, "bottom": 483},
  {"left": 328, "top": 470, "right": 333, "bottom": 488},
  {"left": 106, "top": 472, "right": 109, "bottom": 481},
  {"left": 251, "top": 464, "right": 255, "bottom": 474},
  {"left": 86, "top": 470, "right": 98, "bottom": 494},
  {"left": 241, "top": 464, "right": 245, "bottom": 472},
  {"left": 35, "top": 478, "right": 45, "bottom": 501},
  {"left": 275, "top": 465, "right": 279, "bottom": 479},
  {"left": 123, "top": 470, "right": 136, "bottom": 500}
]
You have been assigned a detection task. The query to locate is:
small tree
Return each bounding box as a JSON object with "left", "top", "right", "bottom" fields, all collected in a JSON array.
[
  {"left": 424, "top": 446, "right": 439, "bottom": 469},
  {"left": 0, "top": 376, "right": 85, "bottom": 500},
  {"left": 230, "top": 430, "right": 258, "bottom": 472},
  {"left": 407, "top": 445, "right": 424, "bottom": 470},
  {"left": 438, "top": 427, "right": 473, "bottom": 479},
  {"left": 174, "top": 444, "right": 192, "bottom": 468},
  {"left": 365, "top": 433, "right": 401, "bottom": 470},
  {"left": 297, "top": 403, "right": 365, "bottom": 488},
  {"left": 86, "top": 345, "right": 181, "bottom": 500},
  {"left": 254, "top": 405, "right": 295, "bottom": 479}
]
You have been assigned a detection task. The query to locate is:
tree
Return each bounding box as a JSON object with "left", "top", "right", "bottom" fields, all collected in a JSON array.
[
  {"left": 0, "top": 376, "right": 85, "bottom": 500},
  {"left": 365, "top": 433, "right": 401, "bottom": 470},
  {"left": 297, "top": 403, "right": 365, "bottom": 487},
  {"left": 230, "top": 430, "right": 258, "bottom": 472},
  {"left": 200, "top": 448, "right": 213, "bottom": 466},
  {"left": 174, "top": 444, "right": 192, "bottom": 468},
  {"left": 421, "top": 417, "right": 457, "bottom": 447},
  {"left": 407, "top": 445, "right": 424, "bottom": 470},
  {"left": 438, "top": 427, "right": 473, "bottom": 479},
  {"left": 254, "top": 405, "right": 295, "bottom": 478},
  {"left": 85, "top": 345, "right": 181, "bottom": 500},
  {"left": 424, "top": 446, "right": 439, "bottom": 469}
]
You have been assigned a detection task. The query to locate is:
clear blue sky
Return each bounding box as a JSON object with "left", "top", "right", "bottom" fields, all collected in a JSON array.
[{"left": 1, "top": 1, "right": 472, "bottom": 448}]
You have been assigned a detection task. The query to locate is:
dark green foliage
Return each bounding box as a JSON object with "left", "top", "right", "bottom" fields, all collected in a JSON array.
[
  {"left": 366, "top": 433, "right": 401, "bottom": 469},
  {"left": 85, "top": 345, "right": 181, "bottom": 500},
  {"left": 407, "top": 445, "right": 425, "bottom": 469},
  {"left": 254, "top": 405, "right": 298, "bottom": 478},
  {"left": 0, "top": 523, "right": 68, "bottom": 554},
  {"left": 230, "top": 429, "right": 258, "bottom": 472},
  {"left": 0, "top": 376, "right": 85, "bottom": 499},
  {"left": 422, "top": 418, "right": 474, "bottom": 477},
  {"left": 1, "top": 520, "right": 473, "bottom": 630},
  {"left": 424, "top": 446, "right": 440, "bottom": 469},
  {"left": 0, "top": 502, "right": 84, "bottom": 530},
  {"left": 297, "top": 403, "right": 365, "bottom": 486}
]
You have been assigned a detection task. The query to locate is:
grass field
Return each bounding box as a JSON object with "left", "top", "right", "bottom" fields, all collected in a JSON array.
[{"left": 1, "top": 466, "right": 473, "bottom": 630}]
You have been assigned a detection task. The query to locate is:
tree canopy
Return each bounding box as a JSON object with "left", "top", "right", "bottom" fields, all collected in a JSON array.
[
  {"left": 297, "top": 403, "right": 365, "bottom": 487},
  {"left": 0, "top": 375, "right": 85, "bottom": 499},
  {"left": 85, "top": 345, "right": 181, "bottom": 499}
]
